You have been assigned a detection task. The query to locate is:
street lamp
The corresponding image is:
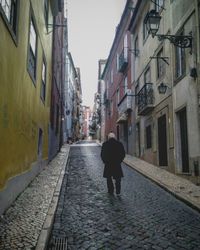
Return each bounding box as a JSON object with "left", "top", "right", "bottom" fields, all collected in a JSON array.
[
  {"left": 145, "top": 10, "right": 161, "bottom": 38},
  {"left": 145, "top": 10, "right": 192, "bottom": 48},
  {"left": 157, "top": 82, "right": 168, "bottom": 94}
]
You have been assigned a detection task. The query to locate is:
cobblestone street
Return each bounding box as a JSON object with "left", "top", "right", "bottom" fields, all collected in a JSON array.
[{"left": 48, "top": 142, "right": 200, "bottom": 250}]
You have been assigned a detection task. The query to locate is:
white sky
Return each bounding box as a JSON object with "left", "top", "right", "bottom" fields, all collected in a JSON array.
[{"left": 67, "top": 0, "right": 127, "bottom": 108}]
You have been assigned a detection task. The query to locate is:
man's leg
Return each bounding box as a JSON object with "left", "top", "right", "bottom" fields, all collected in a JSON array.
[
  {"left": 115, "top": 178, "right": 121, "bottom": 194},
  {"left": 107, "top": 177, "right": 114, "bottom": 194}
]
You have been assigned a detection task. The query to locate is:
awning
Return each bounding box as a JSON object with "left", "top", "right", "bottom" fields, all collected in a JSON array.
[{"left": 116, "top": 113, "right": 128, "bottom": 124}]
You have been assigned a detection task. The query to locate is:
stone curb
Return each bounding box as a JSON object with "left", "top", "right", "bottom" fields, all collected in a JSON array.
[
  {"left": 124, "top": 157, "right": 200, "bottom": 213},
  {"left": 35, "top": 145, "right": 70, "bottom": 250}
]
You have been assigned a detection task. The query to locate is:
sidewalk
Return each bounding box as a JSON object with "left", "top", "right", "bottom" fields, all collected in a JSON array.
[
  {"left": 124, "top": 155, "right": 200, "bottom": 213},
  {"left": 0, "top": 144, "right": 70, "bottom": 250}
]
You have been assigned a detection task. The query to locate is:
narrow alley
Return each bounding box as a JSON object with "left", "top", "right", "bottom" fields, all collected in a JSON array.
[{"left": 48, "top": 142, "right": 200, "bottom": 250}]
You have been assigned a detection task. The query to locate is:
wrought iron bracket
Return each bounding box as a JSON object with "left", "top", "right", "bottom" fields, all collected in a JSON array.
[
  {"left": 156, "top": 34, "right": 192, "bottom": 48},
  {"left": 150, "top": 56, "right": 169, "bottom": 65}
]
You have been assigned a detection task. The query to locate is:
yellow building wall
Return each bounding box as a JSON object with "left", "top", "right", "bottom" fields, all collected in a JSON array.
[{"left": 0, "top": 0, "right": 53, "bottom": 190}]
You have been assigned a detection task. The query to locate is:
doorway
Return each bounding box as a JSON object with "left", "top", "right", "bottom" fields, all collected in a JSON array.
[
  {"left": 178, "top": 108, "right": 189, "bottom": 173},
  {"left": 158, "top": 114, "right": 168, "bottom": 166},
  {"left": 136, "top": 122, "right": 141, "bottom": 157}
]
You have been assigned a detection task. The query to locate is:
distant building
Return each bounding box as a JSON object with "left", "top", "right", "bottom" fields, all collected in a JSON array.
[
  {"left": 82, "top": 106, "right": 91, "bottom": 138},
  {"left": 65, "top": 52, "right": 77, "bottom": 141}
]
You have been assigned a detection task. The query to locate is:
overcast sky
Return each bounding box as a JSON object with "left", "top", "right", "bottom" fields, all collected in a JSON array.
[{"left": 67, "top": 0, "right": 126, "bottom": 108}]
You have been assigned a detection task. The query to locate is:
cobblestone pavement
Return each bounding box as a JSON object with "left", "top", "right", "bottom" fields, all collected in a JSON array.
[
  {"left": 0, "top": 146, "right": 69, "bottom": 250},
  {"left": 49, "top": 143, "right": 200, "bottom": 250}
]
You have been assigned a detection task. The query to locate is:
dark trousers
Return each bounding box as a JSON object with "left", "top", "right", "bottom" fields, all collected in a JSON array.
[{"left": 107, "top": 177, "right": 121, "bottom": 194}]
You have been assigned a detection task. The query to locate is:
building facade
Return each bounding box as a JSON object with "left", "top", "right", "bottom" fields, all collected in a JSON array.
[
  {"left": 49, "top": 0, "right": 65, "bottom": 160},
  {"left": 100, "top": 0, "right": 200, "bottom": 184},
  {"left": 0, "top": 0, "right": 58, "bottom": 214},
  {"left": 101, "top": 0, "right": 134, "bottom": 153},
  {"left": 97, "top": 59, "right": 107, "bottom": 142}
]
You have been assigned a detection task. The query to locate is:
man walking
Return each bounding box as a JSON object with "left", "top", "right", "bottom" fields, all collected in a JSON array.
[{"left": 101, "top": 132, "right": 126, "bottom": 195}]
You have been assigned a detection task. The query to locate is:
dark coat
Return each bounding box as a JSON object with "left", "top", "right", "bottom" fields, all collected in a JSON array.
[{"left": 101, "top": 138, "right": 126, "bottom": 179}]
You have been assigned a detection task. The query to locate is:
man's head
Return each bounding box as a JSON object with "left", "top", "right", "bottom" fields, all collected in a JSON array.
[{"left": 108, "top": 132, "right": 116, "bottom": 139}]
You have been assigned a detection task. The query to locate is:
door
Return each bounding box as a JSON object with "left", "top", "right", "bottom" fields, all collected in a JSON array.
[
  {"left": 136, "top": 122, "right": 141, "bottom": 157},
  {"left": 179, "top": 108, "right": 189, "bottom": 172},
  {"left": 158, "top": 115, "right": 168, "bottom": 166}
]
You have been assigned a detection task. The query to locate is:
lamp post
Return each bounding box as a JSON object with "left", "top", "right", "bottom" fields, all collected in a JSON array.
[{"left": 145, "top": 10, "right": 192, "bottom": 48}]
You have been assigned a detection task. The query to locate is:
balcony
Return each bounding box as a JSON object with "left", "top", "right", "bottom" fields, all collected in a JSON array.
[
  {"left": 138, "top": 83, "right": 154, "bottom": 115},
  {"left": 118, "top": 48, "right": 128, "bottom": 73},
  {"left": 118, "top": 89, "right": 132, "bottom": 115}
]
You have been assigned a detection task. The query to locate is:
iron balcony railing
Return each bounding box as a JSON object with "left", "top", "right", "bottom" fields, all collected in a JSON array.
[
  {"left": 118, "top": 48, "right": 128, "bottom": 73},
  {"left": 138, "top": 83, "right": 154, "bottom": 115}
]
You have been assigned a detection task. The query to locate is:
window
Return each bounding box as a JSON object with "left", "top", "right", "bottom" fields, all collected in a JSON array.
[
  {"left": 41, "top": 57, "right": 46, "bottom": 102},
  {"left": 28, "top": 17, "right": 37, "bottom": 81},
  {"left": 0, "top": 0, "right": 18, "bottom": 35},
  {"left": 134, "top": 36, "right": 139, "bottom": 58},
  {"left": 146, "top": 125, "right": 152, "bottom": 149},
  {"left": 157, "top": 48, "right": 165, "bottom": 79},
  {"left": 110, "top": 69, "right": 113, "bottom": 84},
  {"left": 110, "top": 100, "right": 113, "bottom": 116},
  {"left": 117, "top": 89, "right": 120, "bottom": 105},
  {"left": 124, "top": 33, "right": 128, "bottom": 60},
  {"left": 144, "top": 67, "right": 151, "bottom": 83},
  {"left": 175, "top": 44, "right": 185, "bottom": 79},
  {"left": 155, "top": 0, "right": 164, "bottom": 12},
  {"left": 44, "top": 0, "right": 49, "bottom": 28},
  {"left": 124, "top": 76, "right": 128, "bottom": 94},
  {"left": 116, "top": 53, "right": 119, "bottom": 70},
  {"left": 135, "top": 81, "right": 139, "bottom": 105},
  {"left": 143, "top": 14, "right": 149, "bottom": 41}
]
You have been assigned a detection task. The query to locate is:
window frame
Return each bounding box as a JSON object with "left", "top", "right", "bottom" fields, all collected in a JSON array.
[
  {"left": 40, "top": 55, "right": 47, "bottom": 103},
  {"left": 143, "top": 13, "right": 150, "bottom": 42},
  {"left": 157, "top": 47, "right": 165, "bottom": 79},
  {"left": 134, "top": 35, "right": 139, "bottom": 59},
  {"left": 116, "top": 89, "right": 120, "bottom": 106},
  {"left": 27, "top": 11, "right": 38, "bottom": 83},
  {"left": 0, "top": 0, "right": 19, "bottom": 44},
  {"left": 124, "top": 76, "right": 128, "bottom": 94},
  {"left": 155, "top": 0, "right": 164, "bottom": 13},
  {"left": 135, "top": 81, "right": 139, "bottom": 105},
  {"left": 44, "top": 0, "right": 49, "bottom": 30},
  {"left": 174, "top": 31, "right": 186, "bottom": 82}
]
